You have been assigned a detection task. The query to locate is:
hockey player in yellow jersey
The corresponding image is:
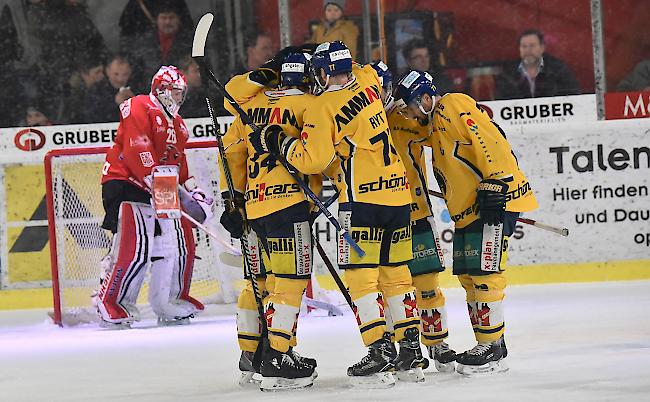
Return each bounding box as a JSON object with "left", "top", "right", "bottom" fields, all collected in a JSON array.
[
  {"left": 394, "top": 70, "right": 538, "bottom": 375},
  {"left": 218, "top": 53, "right": 319, "bottom": 390},
  {"left": 370, "top": 62, "right": 457, "bottom": 373},
  {"left": 251, "top": 41, "right": 423, "bottom": 387}
]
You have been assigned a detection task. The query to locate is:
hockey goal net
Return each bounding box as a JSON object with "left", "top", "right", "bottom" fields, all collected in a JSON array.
[{"left": 45, "top": 141, "right": 243, "bottom": 326}]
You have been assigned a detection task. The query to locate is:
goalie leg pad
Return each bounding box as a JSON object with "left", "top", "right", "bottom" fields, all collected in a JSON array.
[
  {"left": 265, "top": 278, "right": 308, "bottom": 353},
  {"left": 472, "top": 273, "right": 506, "bottom": 343},
  {"left": 344, "top": 268, "right": 387, "bottom": 346},
  {"left": 413, "top": 272, "right": 449, "bottom": 345},
  {"left": 97, "top": 202, "right": 154, "bottom": 324},
  {"left": 237, "top": 278, "right": 267, "bottom": 353},
  {"left": 148, "top": 218, "right": 201, "bottom": 321},
  {"left": 378, "top": 265, "right": 419, "bottom": 343}
]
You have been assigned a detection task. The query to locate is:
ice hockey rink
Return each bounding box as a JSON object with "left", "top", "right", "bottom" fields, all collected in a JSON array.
[{"left": 2, "top": 280, "right": 649, "bottom": 402}]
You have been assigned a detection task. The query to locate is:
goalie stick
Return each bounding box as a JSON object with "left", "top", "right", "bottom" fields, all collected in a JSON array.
[
  {"left": 427, "top": 189, "right": 569, "bottom": 236},
  {"left": 192, "top": 13, "right": 365, "bottom": 258},
  {"left": 192, "top": 13, "right": 267, "bottom": 370}
]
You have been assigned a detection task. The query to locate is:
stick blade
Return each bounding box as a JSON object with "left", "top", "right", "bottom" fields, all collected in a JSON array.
[{"left": 192, "top": 13, "right": 214, "bottom": 58}]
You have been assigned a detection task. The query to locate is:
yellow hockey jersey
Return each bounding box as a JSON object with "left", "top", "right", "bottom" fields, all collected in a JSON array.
[
  {"left": 428, "top": 93, "right": 538, "bottom": 228},
  {"left": 388, "top": 109, "right": 433, "bottom": 221},
  {"left": 223, "top": 71, "right": 265, "bottom": 116},
  {"left": 220, "top": 88, "right": 318, "bottom": 219},
  {"left": 283, "top": 64, "right": 411, "bottom": 206}
]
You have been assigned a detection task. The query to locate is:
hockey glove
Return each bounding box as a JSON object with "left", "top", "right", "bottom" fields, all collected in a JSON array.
[
  {"left": 250, "top": 45, "right": 312, "bottom": 87},
  {"left": 180, "top": 178, "right": 215, "bottom": 224},
  {"left": 219, "top": 191, "right": 245, "bottom": 239},
  {"left": 476, "top": 178, "right": 508, "bottom": 226},
  {"left": 249, "top": 124, "right": 288, "bottom": 155}
]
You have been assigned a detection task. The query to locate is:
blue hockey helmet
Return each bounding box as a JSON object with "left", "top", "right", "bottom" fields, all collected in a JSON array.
[
  {"left": 311, "top": 41, "right": 352, "bottom": 90},
  {"left": 393, "top": 70, "right": 438, "bottom": 114},
  {"left": 369, "top": 61, "right": 393, "bottom": 106},
  {"left": 281, "top": 52, "right": 312, "bottom": 88}
]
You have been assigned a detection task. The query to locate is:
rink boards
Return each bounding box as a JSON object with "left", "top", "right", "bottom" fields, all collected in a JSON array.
[{"left": 0, "top": 94, "right": 648, "bottom": 309}]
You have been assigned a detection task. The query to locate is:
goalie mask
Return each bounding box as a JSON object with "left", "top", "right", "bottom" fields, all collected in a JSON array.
[
  {"left": 394, "top": 70, "right": 438, "bottom": 117},
  {"left": 151, "top": 65, "right": 187, "bottom": 117}
]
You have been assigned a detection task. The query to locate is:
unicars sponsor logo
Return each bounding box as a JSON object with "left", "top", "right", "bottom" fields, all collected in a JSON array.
[{"left": 14, "top": 128, "right": 46, "bottom": 151}]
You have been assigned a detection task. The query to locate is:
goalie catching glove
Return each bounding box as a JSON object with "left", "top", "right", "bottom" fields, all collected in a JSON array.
[
  {"left": 180, "top": 177, "right": 215, "bottom": 224},
  {"left": 476, "top": 178, "right": 508, "bottom": 226},
  {"left": 219, "top": 191, "right": 245, "bottom": 238},
  {"left": 249, "top": 124, "right": 294, "bottom": 157}
]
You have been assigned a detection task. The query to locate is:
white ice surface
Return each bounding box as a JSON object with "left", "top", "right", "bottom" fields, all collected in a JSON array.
[{"left": 2, "top": 281, "right": 650, "bottom": 402}]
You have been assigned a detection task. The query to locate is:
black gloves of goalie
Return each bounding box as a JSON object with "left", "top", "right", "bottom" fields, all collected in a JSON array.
[
  {"left": 219, "top": 191, "right": 245, "bottom": 238},
  {"left": 476, "top": 178, "right": 508, "bottom": 226},
  {"left": 249, "top": 124, "right": 288, "bottom": 156},
  {"left": 249, "top": 43, "right": 319, "bottom": 87}
]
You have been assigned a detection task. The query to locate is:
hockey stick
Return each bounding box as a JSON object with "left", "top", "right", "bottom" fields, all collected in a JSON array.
[
  {"left": 192, "top": 13, "right": 365, "bottom": 258},
  {"left": 427, "top": 189, "right": 569, "bottom": 236},
  {"left": 193, "top": 13, "right": 267, "bottom": 370},
  {"left": 180, "top": 210, "right": 241, "bottom": 256},
  {"left": 309, "top": 190, "right": 354, "bottom": 309}
]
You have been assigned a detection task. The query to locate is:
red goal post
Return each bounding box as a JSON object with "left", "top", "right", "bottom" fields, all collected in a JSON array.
[{"left": 44, "top": 141, "right": 243, "bottom": 326}]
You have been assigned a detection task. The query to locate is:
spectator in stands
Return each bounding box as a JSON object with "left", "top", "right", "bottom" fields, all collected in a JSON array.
[
  {"left": 310, "top": 0, "right": 359, "bottom": 59},
  {"left": 0, "top": 3, "right": 26, "bottom": 128},
  {"left": 118, "top": 0, "right": 192, "bottom": 52},
  {"left": 179, "top": 56, "right": 209, "bottom": 118},
  {"left": 616, "top": 60, "right": 650, "bottom": 92},
  {"left": 61, "top": 56, "right": 105, "bottom": 124},
  {"left": 25, "top": 0, "right": 107, "bottom": 111},
  {"left": 78, "top": 54, "right": 135, "bottom": 124},
  {"left": 22, "top": 102, "right": 54, "bottom": 127},
  {"left": 231, "top": 32, "right": 275, "bottom": 76},
  {"left": 496, "top": 29, "right": 580, "bottom": 99},
  {"left": 402, "top": 38, "right": 453, "bottom": 95},
  {"left": 127, "top": 0, "right": 193, "bottom": 93}
]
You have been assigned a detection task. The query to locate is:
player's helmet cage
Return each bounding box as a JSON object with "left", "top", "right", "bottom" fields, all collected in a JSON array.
[
  {"left": 370, "top": 61, "right": 393, "bottom": 107},
  {"left": 311, "top": 41, "right": 353, "bottom": 91},
  {"left": 151, "top": 65, "right": 188, "bottom": 117},
  {"left": 394, "top": 70, "right": 438, "bottom": 115},
  {"left": 281, "top": 52, "right": 313, "bottom": 88}
]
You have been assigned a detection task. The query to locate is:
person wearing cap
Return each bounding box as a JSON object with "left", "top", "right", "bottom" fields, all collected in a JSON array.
[
  {"left": 310, "top": 1, "right": 359, "bottom": 59},
  {"left": 393, "top": 69, "right": 538, "bottom": 376}
]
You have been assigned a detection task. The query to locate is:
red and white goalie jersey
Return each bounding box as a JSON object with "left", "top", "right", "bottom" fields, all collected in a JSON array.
[{"left": 101, "top": 93, "right": 190, "bottom": 189}]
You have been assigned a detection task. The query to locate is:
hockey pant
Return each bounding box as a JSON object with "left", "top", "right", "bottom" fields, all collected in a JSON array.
[
  {"left": 347, "top": 265, "right": 420, "bottom": 346},
  {"left": 97, "top": 202, "right": 202, "bottom": 323},
  {"left": 453, "top": 215, "right": 516, "bottom": 343},
  {"left": 250, "top": 202, "right": 312, "bottom": 354}
]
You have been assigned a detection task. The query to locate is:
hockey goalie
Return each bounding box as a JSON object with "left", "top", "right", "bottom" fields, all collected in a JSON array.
[{"left": 95, "top": 65, "right": 214, "bottom": 327}]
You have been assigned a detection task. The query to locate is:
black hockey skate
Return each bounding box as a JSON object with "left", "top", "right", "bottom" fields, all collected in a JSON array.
[
  {"left": 427, "top": 341, "right": 457, "bottom": 372},
  {"left": 288, "top": 347, "right": 317, "bottom": 371},
  {"left": 347, "top": 333, "right": 396, "bottom": 388},
  {"left": 456, "top": 336, "right": 508, "bottom": 376},
  {"left": 239, "top": 351, "right": 262, "bottom": 386},
  {"left": 394, "top": 328, "right": 429, "bottom": 382},
  {"left": 260, "top": 347, "right": 316, "bottom": 391}
]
